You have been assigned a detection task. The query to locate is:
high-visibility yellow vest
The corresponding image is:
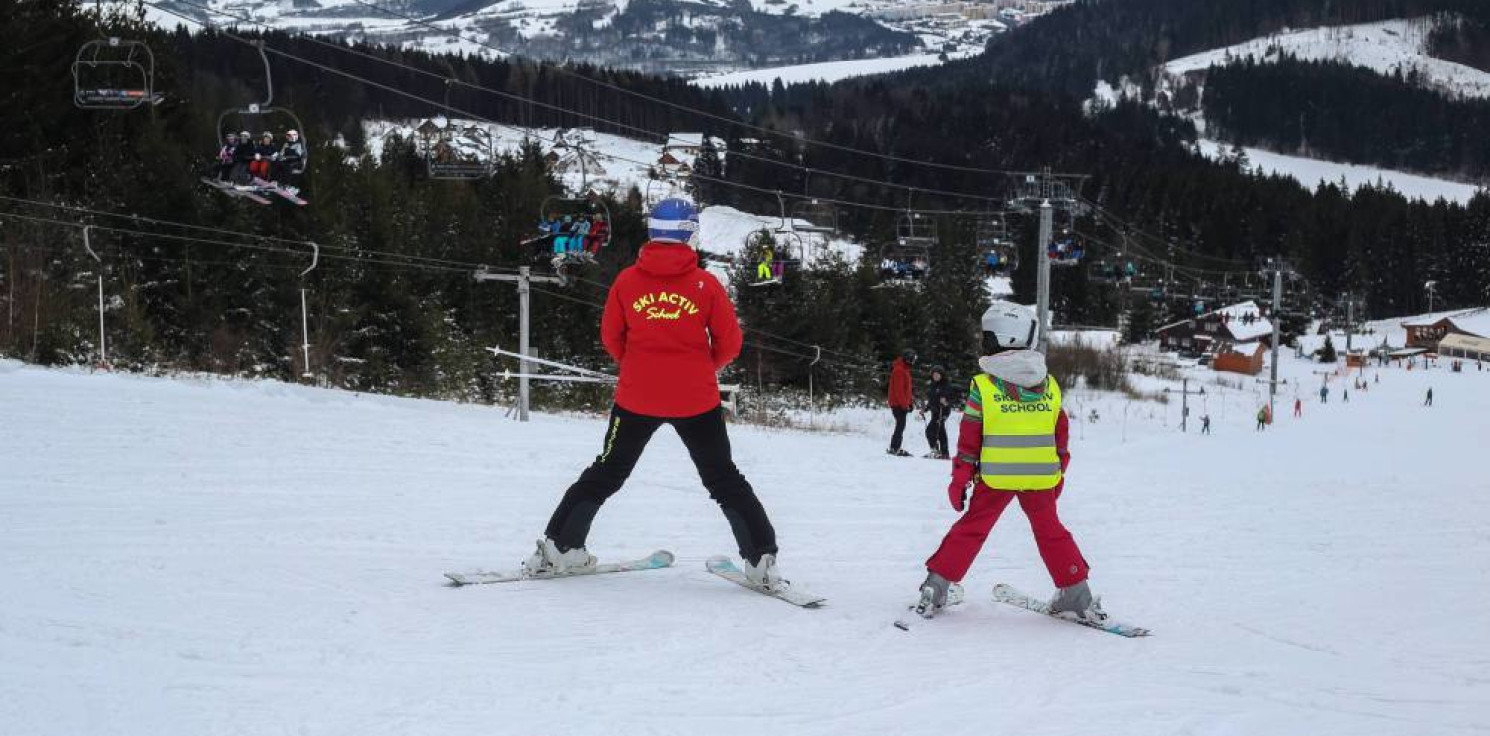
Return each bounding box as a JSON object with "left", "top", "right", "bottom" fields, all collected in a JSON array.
[{"left": 974, "top": 373, "right": 1063, "bottom": 491}]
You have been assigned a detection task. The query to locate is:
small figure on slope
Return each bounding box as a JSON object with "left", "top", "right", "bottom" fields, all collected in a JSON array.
[
  {"left": 913, "top": 301, "right": 1104, "bottom": 623},
  {"left": 921, "top": 366, "right": 958, "bottom": 459},
  {"left": 887, "top": 349, "right": 914, "bottom": 456},
  {"left": 523, "top": 198, "right": 788, "bottom": 590}
]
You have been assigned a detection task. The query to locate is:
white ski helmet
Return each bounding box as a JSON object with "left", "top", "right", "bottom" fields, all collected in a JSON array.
[{"left": 982, "top": 300, "right": 1038, "bottom": 353}]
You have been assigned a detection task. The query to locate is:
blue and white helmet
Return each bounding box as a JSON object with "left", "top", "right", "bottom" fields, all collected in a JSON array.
[{"left": 648, "top": 197, "right": 700, "bottom": 245}]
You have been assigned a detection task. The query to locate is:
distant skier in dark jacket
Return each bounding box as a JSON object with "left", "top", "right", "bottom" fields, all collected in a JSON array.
[{"left": 921, "top": 366, "right": 958, "bottom": 459}]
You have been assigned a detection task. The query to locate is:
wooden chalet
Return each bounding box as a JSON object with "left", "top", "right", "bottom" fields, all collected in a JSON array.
[
  {"left": 1156, "top": 301, "right": 1275, "bottom": 358},
  {"left": 1402, "top": 312, "right": 1486, "bottom": 349},
  {"left": 1213, "top": 341, "right": 1266, "bottom": 375}
]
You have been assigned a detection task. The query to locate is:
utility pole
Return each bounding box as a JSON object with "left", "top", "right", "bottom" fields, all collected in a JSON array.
[
  {"left": 82, "top": 226, "right": 106, "bottom": 366},
  {"left": 1259, "top": 257, "right": 1290, "bottom": 420},
  {"left": 475, "top": 265, "right": 565, "bottom": 422},
  {"left": 1165, "top": 377, "right": 1205, "bottom": 432},
  {"left": 1344, "top": 292, "right": 1355, "bottom": 353},
  {"left": 1008, "top": 167, "right": 1087, "bottom": 354},
  {"left": 1037, "top": 198, "right": 1053, "bottom": 353}
]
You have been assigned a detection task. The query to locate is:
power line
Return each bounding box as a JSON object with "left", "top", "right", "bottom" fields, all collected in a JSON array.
[
  {"left": 328, "top": 0, "right": 1065, "bottom": 179},
  {"left": 3, "top": 205, "right": 881, "bottom": 371},
  {"left": 0, "top": 195, "right": 523, "bottom": 274},
  {"left": 148, "top": 2, "right": 997, "bottom": 218},
  {"left": 152, "top": 0, "right": 1017, "bottom": 209}
]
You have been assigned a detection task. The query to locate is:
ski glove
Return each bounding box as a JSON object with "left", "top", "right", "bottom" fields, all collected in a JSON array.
[{"left": 947, "top": 462, "right": 975, "bottom": 512}]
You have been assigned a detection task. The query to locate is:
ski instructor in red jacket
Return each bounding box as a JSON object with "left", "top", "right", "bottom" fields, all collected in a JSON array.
[{"left": 522, "top": 198, "right": 787, "bottom": 589}]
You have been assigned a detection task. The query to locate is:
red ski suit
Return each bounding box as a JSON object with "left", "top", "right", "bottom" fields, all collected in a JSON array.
[
  {"left": 601, "top": 241, "right": 743, "bottom": 418},
  {"left": 925, "top": 382, "right": 1088, "bottom": 587}
]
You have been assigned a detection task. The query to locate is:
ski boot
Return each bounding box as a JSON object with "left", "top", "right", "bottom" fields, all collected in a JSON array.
[
  {"left": 886, "top": 447, "right": 912, "bottom": 457},
  {"left": 740, "top": 553, "right": 786, "bottom": 591},
  {"left": 914, "top": 572, "right": 965, "bottom": 618},
  {"left": 1049, "top": 580, "right": 1107, "bottom": 623},
  {"left": 522, "top": 537, "right": 597, "bottom": 577}
]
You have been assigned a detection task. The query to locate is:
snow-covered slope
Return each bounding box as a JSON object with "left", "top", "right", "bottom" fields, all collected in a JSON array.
[
  {"left": 1088, "top": 16, "right": 1490, "bottom": 203},
  {"left": 1196, "top": 139, "right": 1484, "bottom": 204},
  {"left": 693, "top": 49, "right": 979, "bottom": 89},
  {"left": 3, "top": 347, "right": 1488, "bottom": 735},
  {"left": 1164, "top": 17, "right": 1490, "bottom": 99}
]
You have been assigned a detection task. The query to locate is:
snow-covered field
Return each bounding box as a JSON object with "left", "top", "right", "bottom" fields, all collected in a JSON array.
[
  {"left": 692, "top": 51, "right": 973, "bottom": 89},
  {"left": 1164, "top": 17, "right": 1490, "bottom": 100},
  {"left": 1086, "top": 16, "right": 1490, "bottom": 203},
  {"left": 1196, "top": 138, "right": 1484, "bottom": 204},
  {"left": 3, "top": 346, "right": 1488, "bottom": 735}
]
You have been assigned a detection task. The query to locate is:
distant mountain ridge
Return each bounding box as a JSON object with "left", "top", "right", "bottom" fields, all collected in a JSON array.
[{"left": 147, "top": 0, "right": 1007, "bottom": 75}]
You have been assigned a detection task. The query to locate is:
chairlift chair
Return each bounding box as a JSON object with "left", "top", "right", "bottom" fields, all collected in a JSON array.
[
  {"left": 792, "top": 199, "right": 838, "bottom": 235},
  {"left": 536, "top": 193, "right": 612, "bottom": 265},
  {"left": 879, "top": 241, "right": 932, "bottom": 283},
  {"left": 745, "top": 228, "right": 802, "bottom": 286},
  {"left": 1047, "top": 229, "right": 1084, "bottom": 266},
  {"left": 425, "top": 124, "right": 494, "bottom": 180},
  {"left": 73, "top": 37, "right": 160, "bottom": 110},
  {"left": 207, "top": 43, "right": 309, "bottom": 203},
  {"left": 896, "top": 210, "right": 938, "bottom": 249},
  {"left": 644, "top": 174, "right": 690, "bottom": 211},
  {"left": 975, "top": 215, "right": 1017, "bottom": 275}
]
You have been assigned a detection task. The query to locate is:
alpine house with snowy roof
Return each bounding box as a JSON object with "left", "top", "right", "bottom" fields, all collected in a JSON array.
[{"left": 1156, "top": 301, "right": 1275, "bottom": 365}]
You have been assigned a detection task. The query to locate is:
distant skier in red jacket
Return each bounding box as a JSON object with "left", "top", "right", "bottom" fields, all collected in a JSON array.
[
  {"left": 523, "top": 198, "right": 787, "bottom": 589},
  {"left": 887, "top": 350, "right": 915, "bottom": 456}
]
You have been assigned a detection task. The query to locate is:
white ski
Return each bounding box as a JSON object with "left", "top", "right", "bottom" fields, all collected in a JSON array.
[
  {"left": 991, "top": 583, "right": 1151, "bottom": 637},
  {"left": 705, "top": 556, "right": 825, "bottom": 608},
  {"left": 445, "top": 549, "right": 674, "bottom": 586}
]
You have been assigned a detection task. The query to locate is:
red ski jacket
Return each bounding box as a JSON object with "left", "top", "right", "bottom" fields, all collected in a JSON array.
[
  {"left": 601, "top": 241, "right": 743, "bottom": 417},
  {"left": 888, "top": 358, "right": 914, "bottom": 409}
]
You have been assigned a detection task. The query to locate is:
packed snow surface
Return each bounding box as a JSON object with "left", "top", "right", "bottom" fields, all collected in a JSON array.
[
  {"left": 3, "top": 352, "right": 1488, "bottom": 735},
  {"left": 1164, "top": 17, "right": 1490, "bottom": 99},
  {"left": 1197, "top": 139, "right": 1484, "bottom": 204}
]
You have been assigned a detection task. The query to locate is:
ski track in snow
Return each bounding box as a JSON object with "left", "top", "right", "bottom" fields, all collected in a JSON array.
[{"left": 1, "top": 354, "right": 1488, "bottom": 735}]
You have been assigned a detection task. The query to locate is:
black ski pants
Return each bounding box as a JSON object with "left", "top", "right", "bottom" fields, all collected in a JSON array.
[
  {"left": 544, "top": 404, "right": 778, "bottom": 564},
  {"left": 890, "top": 408, "right": 910, "bottom": 450},
  {"left": 924, "top": 408, "right": 949, "bottom": 456}
]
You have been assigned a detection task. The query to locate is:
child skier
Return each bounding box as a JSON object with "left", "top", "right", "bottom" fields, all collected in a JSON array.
[
  {"left": 914, "top": 301, "right": 1103, "bottom": 622},
  {"left": 522, "top": 198, "right": 787, "bottom": 589},
  {"left": 921, "top": 366, "right": 958, "bottom": 459}
]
